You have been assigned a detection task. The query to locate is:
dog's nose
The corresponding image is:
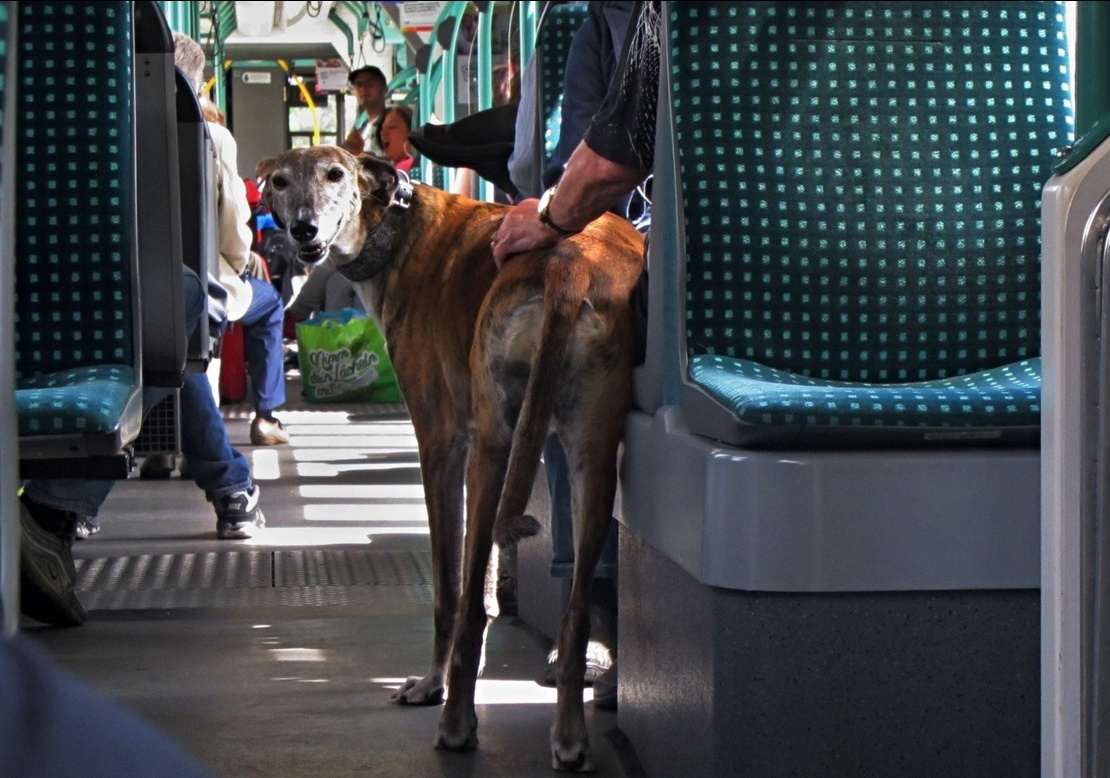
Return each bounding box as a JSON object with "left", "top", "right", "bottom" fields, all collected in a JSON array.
[{"left": 290, "top": 219, "right": 319, "bottom": 243}]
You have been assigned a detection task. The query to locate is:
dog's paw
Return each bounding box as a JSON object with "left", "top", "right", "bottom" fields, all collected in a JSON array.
[
  {"left": 391, "top": 675, "right": 445, "bottom": 706},
  {"left": 551, "top": 742, "right": 595, "bottom": 773},
  {"left": 551, "top": 722, "right": 595, "bottom": 772},
  {"left": 494, "top": 513, "right": 542, "bottom": 547},
  {"left": 435, "top": 710, "right": 479, "bottom": 751}
]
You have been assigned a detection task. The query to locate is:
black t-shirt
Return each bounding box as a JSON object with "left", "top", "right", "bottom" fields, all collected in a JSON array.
[{"left": 583, "top": 0, "right": 661, "bottom": 172}]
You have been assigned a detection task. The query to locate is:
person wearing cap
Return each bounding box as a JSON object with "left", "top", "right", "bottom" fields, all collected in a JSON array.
[{"left": 344, "top": 65, "right": 388, "bottom": 157}]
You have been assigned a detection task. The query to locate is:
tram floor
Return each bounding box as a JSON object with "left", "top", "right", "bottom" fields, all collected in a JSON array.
[{"left": 22, "top": 375, "right": 636, "bottom": 778}]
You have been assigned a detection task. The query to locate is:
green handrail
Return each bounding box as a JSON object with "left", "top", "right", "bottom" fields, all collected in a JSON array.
[
  {"left": 329, "top": 9, "right": 354, "bottom": 62},
  {"left": 159, "top": 0, "right": 199, "bottom": 39},
  {"left": 517, "top": 1, "right": 537, "bottom": 70}
]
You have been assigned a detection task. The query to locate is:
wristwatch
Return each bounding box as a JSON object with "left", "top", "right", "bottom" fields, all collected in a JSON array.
[{"left": 537, "top": 185, "right": 578, "bottom": 236}]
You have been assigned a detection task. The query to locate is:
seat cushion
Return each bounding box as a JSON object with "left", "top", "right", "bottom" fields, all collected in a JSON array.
[
  {"left": 689, "top": 354, "right": 1040, "bottom": 429},
  {"left": 16, "top": 365, "right": 136, "bottom": 436}
]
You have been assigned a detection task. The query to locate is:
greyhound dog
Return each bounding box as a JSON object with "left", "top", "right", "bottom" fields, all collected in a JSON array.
[{"left": 264, "top": 147, "right": 643, "bottom": 771}]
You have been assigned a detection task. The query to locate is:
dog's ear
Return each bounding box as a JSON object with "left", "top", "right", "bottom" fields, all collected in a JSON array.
[{"left": 355, "top": 153, "right": 399, "bottom": 207}]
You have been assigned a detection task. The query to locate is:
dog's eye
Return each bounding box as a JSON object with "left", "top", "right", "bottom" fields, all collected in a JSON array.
[
  {"left": 271, "top": 175, "right": 288, "bottom": 190},
  {"left": 326, "top": 168, "right": 345, "bottom": 182}
]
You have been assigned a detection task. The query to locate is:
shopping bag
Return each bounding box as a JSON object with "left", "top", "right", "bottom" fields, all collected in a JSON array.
[{"left": 295, "top": 308, "right": 402, "bottom": 403}]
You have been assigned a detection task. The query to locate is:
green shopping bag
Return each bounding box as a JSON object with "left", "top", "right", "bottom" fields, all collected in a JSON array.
[{"left": 295, "top": 308, "right": 402, "bottom": 403}]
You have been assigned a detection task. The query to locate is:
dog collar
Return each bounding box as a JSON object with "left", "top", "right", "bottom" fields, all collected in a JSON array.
[{"left": 336, "top": 170, "right": 413, "bottom": 283}]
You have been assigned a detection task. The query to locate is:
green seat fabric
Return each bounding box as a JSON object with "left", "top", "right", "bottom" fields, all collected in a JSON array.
[
  {"left": 15, "top": 365, "right": 136, "bottom": 436},
  {"left": 13, "top": 2, "right": 136, "bottom": 443},
  {"left": 690, "top": 354, "right": 1040, "bottom": 429},
  {"left": 671, "top": 2, "right": 1072, "bottom": 439},
  {"left": 539, "top": 3, "right": 588, "bottom": 167}
]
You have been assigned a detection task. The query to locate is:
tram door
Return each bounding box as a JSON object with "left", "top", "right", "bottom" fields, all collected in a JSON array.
[{"left": 228, "top": 66, "right": 286, "bottom": 180}]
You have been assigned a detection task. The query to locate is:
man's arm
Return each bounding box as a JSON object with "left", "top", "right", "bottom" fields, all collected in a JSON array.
[
  {"left": 492, "top": 0, "right": 658, "bottom": 268},
  {"left": 492, "top": 141, "right": 646, "bottom": 268}
]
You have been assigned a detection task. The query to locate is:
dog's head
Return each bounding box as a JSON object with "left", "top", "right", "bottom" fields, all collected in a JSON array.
[{"left": 262, "top": 146, "right": 400, "bottom": 265}]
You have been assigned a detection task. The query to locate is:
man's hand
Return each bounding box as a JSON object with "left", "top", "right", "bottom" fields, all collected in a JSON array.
[
  {"left": 491, "top": 198, "right": 560, "bottom": 269},
  {"left": 344, "top": 129, "right": 365, "bottom": 155}
]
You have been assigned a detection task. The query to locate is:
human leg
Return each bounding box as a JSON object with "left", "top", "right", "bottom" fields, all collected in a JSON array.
[
  {"left": 19, "top": 267, "right": 209, "bottom": 623},
  {"left": 177, "top": 371, "right": 264, "bottom": 539},
  {"left": 238, "top": 276, "right": 288, "bottom": 445},
  {"left": 545, "top": 434, "right": 617, "bottom": 580}
]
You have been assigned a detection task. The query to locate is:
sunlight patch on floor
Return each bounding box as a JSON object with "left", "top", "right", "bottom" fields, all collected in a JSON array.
[
  {"left": 241, "top": 526, "right": 378, "bottom": 546},
  {"left": 270, "top": 647, "right": 327, "bottom": 662},
  {"left": 368, "top": 678, "right": 592, "bottom": 704},
  {"left": 293, "top": 448, "right": 416, "bottom": 462},
  {"left": 289, "top": 436, "right": 419, "bottom": 448},
  {"left": 295, "top": 461, "right": 421, "bottom": 478},
  {"left": 251, "top": 448, "right": 282, "bottom": 480},
  {"left": 282, "top": 422, "right": 417, "bottom": 437},
  {"left": 300, "top": 484, "right": 426, "bottom": 500},
  {"left": 302, "top": 504, "right": 427, "bottom": 523}
]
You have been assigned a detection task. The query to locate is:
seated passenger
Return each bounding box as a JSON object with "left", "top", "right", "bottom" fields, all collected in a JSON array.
[
  {"left": 285, "top": 257, "right": 366, "bottom": 322},
  {"left": 176, "top": 32, "right": 289, "bottom": 448},
  {"left": 376, "top": 105, "right": 415, "bottom": 173},
  {"left": 20, "top": 268, "right": 266, "bottom": 628}
]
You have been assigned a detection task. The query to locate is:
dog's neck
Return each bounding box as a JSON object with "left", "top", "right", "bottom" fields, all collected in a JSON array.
[
  {"left": 331, "top": 175, "right": 413, "bottom": 283},
  {"left": 331, "top": 209, "right": 403, "bottom": 282}
]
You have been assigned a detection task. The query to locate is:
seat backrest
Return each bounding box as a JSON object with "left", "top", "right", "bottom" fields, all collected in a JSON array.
[
  {"left": 536, "top": 3, "right": 589, "bottom": 175},
  {"left": 175, "top": 68, "right": 217, "bottom": 367},
  {"left": 13, "top": 1, "right": 136, "bottom": 382},
  {"left": 0, "top": 0, "right": 19, "bottom": 636},
  {"left": 670, "top": 2, "right": 1072, "bottom": 383},
  {"left": 133, "top": 0, "right": 187, "bottom": 388}
]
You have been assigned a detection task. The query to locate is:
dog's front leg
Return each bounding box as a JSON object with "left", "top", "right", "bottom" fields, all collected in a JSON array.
[
  {"left": 392, "top": 437, "right": 468, "bottom": 706},
  {"left": 436, "top": 438, "right": 508, "bottom": 750}
]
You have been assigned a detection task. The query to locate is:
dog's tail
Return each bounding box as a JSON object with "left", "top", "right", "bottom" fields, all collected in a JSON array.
[{"left": 492, "top": 260, "right": 589, "bottom": 548}]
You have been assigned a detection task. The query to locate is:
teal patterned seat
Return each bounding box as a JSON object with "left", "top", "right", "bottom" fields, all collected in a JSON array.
[
  {"left": 14, "top": 1, "right": 143, "bottom": 467},
  {"left": 537, "top": 3, "right": 588, "bottom": 170},
  {"left": 665, "top": 1, "right": 1072, "bottom": 446}
]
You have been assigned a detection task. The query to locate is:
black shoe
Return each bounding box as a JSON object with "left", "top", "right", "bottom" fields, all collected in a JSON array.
[
  {"left": 215, "top": 484, "right": 265, "bottom": 539},
  {"left": 139, "top": 454, "right": 175, "bottom": 480},
  {"left": 19, "top": 500, "right": 86, "bottom": 626}
]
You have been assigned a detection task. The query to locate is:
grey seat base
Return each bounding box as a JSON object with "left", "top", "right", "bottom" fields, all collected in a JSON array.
[
  {"left": 619, "top": 407, "right": 1039, "bottom": 592},
  {"left": 617, "top": 528, "right": 1039, "bottom": 778}
]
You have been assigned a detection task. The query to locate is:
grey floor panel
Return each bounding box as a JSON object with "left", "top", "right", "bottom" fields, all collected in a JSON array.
[
  {"left": 76, "top": 550, "right": 434, "bottom": 610},
  {"left": 21, "top": 377, "right": 640, "bottom": 777}
]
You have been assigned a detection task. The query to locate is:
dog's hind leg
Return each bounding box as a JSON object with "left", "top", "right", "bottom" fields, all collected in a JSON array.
[
  {"left": 392, "top": 434, "right": 468, "bottom": 706},
  {"left": 550, "top": 345, "right": 632, "bottom": 772},
  {"left": 436, "top": 435, "right": 510, "bottom": 750}
]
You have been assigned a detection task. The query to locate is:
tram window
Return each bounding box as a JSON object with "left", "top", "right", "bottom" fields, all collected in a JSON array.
[{"left": 288, "top": 75, "right": 339, "bottom": 148}]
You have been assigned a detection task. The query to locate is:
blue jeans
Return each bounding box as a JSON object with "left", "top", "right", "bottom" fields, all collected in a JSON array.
[
  {"left": 239, "top": 276, "right": 285, "bottom": 416},
  {"left": 545, "top": 434, "right": 617, "bottom": 579},
  {"left": 22, "top": 268, "right": 252, "bottom": 516}
]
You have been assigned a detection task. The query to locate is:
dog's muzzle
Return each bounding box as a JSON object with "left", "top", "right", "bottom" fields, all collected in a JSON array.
[
  {"left": 288, "top": 216, "right": 344, "bottom": 265},
  {"left": 297, "top": 240, "right": 330, "bottom": 264}
]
